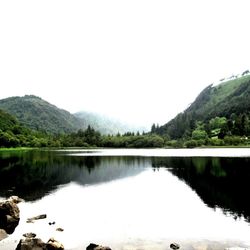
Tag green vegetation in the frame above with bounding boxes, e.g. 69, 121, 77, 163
0, 108, 163, 148
60, 128, 164, 148
0, 95, 146, 136
1, 72, 250, 148
0, 147, 32, 152
0, 95, 83, 134
0, 109, 57, 148
153, 72, 250, 147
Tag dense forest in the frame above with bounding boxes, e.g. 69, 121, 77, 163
0, 95, 83, 134
0, 109, 50, 147
152, 71, 250, 147
1, 72, 250, 148
0, 108, 164, 148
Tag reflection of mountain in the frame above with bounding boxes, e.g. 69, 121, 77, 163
2, 150, 250, 223
0, 151, 146, 201
152, 157, 250, 222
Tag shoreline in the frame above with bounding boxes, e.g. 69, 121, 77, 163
1, 145, 250, 152
1, 237, 250, 250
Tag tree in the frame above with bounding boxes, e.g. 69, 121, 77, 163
192, 129, 208, 140
218, 123, 229, 139
209, 117, 227, 130
242, 70, 249, 76
151, 123, 156, 133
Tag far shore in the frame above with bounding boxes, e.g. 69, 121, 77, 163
1, 145, 250, 152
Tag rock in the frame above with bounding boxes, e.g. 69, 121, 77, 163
15, 237, 64, 250
56, 228, 64, 232
170, 243, 180, 250
0, 198, 20, 234
86, 243, 112, 250
26, 214, 47, 223
23, 232, 36, 238
0, 229, 8, 241
16, 237, 46, 250
26, 220, 34, 224
8, 196, 24, 204
46, 238, 64, 250
49, 222, 56, 225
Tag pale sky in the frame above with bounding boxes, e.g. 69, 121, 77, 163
1, 0, 250, 128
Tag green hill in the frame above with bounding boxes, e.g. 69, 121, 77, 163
0, 95, 84, 134
185, 74, 250, 119
154, 73, 250, 140
0, 95, 147, 136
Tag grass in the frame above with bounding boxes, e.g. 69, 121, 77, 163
202, 74, 250, 113
0, 147, 34, 152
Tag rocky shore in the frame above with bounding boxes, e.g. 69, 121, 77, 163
0, 196, 22, 237
1, 196, 250, 250
0, 196, 113, 250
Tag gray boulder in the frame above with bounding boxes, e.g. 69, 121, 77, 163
0, 197, 20, 234
46, 238, 64, 250
0, 229, 8, 241
170, 243, 180, 250
26, 214, 47, 223
16, 237, 46, 250
86, 243, 112, 250
16, 237, 64, 250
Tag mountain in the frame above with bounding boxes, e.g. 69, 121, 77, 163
154, 72, 250, 139
75, 111, 148, 135
0, 95, 147, 135
0, 95, 84, 134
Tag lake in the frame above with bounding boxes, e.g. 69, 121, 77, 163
1, 148, 250, 250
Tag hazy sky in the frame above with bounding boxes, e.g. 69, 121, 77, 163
1, 1, 250, 127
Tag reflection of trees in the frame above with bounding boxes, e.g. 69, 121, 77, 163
0, 151, 146, 202
152, 157, 250, 222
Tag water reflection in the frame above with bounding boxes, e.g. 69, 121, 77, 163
1, 150, 250, 225
0, 150, 146, 201
152, 157, 250, 222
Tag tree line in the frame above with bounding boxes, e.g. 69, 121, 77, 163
151, 112, 250, 148
0, 109, 165, 148
1, 107, 250, 148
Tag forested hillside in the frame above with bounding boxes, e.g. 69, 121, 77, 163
0, 95, 146, 136
0, 96, 162, 148
0, 109, 52, 147
0, 95, 84, 134
1, 71, 250, 149
153, 72, 250, 147
0, 109, 18, 131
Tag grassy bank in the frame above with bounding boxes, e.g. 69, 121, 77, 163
0, 147, 34, 152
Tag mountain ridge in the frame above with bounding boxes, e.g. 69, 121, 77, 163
0, 95, 83, 134
154, 73, 250, 140
0, 95, 147, 135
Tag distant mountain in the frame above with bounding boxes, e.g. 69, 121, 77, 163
0, 95, 83, 134
75, 111, 148, 135
0, 95, 147, 135
154, 72, 250, 139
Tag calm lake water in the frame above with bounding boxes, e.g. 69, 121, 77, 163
1, 148, 250, 250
